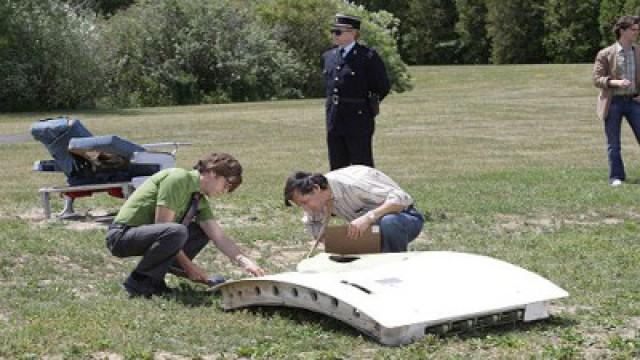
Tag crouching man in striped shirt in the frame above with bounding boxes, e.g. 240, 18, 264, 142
284, 165, 425, 252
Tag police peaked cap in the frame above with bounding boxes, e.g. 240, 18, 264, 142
334, 14, 361, 30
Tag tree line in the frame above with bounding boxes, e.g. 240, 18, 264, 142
2, 0, 640, 112
355, 0, 640, 65
1, 0, 412, 111
56, 0, 640, 64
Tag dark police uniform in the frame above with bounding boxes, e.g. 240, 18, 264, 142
322, 42, 390, 170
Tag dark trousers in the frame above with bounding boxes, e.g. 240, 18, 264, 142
106, 222, 208, 281
327, 132, 374, 170
604, 96, 640, 182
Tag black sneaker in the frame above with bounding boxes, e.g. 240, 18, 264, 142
207, 275, 227, 287
150, 278, 174, 296
122, 275, 155, 298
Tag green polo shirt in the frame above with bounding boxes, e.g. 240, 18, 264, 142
114, 168, 214, 226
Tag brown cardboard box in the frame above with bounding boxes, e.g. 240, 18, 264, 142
324, 225, 381, 254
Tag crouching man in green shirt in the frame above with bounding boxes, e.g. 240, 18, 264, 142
106, 152, 264, 298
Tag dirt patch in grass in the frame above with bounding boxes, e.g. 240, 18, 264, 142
493, 212, 630, 235
41, 355, 64, 360
549, 303, 595, 316
411, 231, 434, 249
154, 352, 191, 360
90, 353, 123, 360
65, 221, 107, 231
0, 207, 46, 221
265, 244, 308, 271
584, 348, 612, 360
2, 208, 114, 231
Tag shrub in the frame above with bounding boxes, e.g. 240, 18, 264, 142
543, 0, 600, 63
0, 0, 104, 111
455, 0, 490, 64
400, 0, 459, 65
255, 0, 412, 96
486, 0, 546, 64
99, 0, 307, 107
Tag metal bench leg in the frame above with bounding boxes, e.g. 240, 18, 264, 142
41, 192, 51, 219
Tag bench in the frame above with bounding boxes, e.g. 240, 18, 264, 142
38, 182, 134, 219
31, 117, 191, 219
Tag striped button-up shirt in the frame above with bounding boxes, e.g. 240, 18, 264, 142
614, 42, 637, 96
302, 165, 414, 238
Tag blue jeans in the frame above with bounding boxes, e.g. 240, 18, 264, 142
377, 206, 425, 252
604, 96, 640, 182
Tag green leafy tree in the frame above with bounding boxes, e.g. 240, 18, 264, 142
0, 2, 8, 53
255, 0, 412, 95
599, 0, 626, 45
350, 0, 411, 54
543, 0, 600, 63
351, 0, 398, 12
455, 0, 490, 64
400, 0, 459, 64
623, 0, 640, 16
100, 0, 306, 107
0, 0, 104, 111
62, 0, 135, 15
254, 0, 336, 96
335, 0, 412, 92
486, 0, 546, 64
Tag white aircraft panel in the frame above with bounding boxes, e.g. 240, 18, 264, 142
216, 251, 568, 346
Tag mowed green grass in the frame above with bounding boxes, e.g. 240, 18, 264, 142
0, 64, 639, 359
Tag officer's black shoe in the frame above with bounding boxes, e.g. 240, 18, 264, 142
122, 275, 155, 298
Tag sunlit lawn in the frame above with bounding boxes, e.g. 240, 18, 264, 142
0, 64, 638, 359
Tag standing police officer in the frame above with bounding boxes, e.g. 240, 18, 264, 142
322, 14, 390, 170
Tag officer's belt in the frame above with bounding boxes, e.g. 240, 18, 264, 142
331, 94, 367, 105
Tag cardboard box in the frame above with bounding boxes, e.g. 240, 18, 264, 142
324, 225, 381, 254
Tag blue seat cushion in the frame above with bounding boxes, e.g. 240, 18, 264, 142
30, 118, 94, 182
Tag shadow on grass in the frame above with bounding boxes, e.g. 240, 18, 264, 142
232, 307, 577, 345
245, 306, 373, 341
167, 283, 222, 307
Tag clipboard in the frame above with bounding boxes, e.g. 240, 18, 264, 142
324, 225, 381, 254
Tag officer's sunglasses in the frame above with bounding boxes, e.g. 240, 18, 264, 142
331, 29, 352, 36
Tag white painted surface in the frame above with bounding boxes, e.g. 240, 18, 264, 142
216, 251, 568, 345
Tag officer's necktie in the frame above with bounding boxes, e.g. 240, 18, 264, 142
339, 48, 345, 58
181, 193, 201, 225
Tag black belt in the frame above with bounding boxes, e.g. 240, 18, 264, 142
108, 223, 128, 231
331, 94, 367, 105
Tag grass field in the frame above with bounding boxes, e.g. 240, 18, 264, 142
0, 64, 639, 359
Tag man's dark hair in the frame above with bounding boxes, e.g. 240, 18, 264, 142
193, 152, 242, 192
614, 15, 640, 39
283, 171, 328, 206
